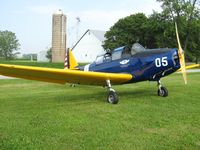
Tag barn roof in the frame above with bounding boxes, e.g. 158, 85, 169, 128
72, 29, 106, 50
89, 30, 106, 42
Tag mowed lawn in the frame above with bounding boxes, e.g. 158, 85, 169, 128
0, 73, 200, 150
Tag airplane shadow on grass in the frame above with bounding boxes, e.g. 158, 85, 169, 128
53, 86, 156, 104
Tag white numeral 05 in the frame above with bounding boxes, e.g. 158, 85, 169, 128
155, 57, 168, 67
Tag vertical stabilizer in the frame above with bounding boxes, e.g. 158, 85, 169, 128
64, 48, 78, 69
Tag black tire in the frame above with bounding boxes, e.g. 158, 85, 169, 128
157, 86, 168, 97
107, 91, 118, 104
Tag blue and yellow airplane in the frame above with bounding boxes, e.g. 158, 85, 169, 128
0, 23, 199, 104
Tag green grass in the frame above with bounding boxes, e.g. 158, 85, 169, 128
0, 73, 200, 150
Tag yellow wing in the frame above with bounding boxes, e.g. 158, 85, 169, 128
0, 64, 132, 86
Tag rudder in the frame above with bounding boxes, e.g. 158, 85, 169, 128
64, 48, 78, 69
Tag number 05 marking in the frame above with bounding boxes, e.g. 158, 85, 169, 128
155, 57, 168, 67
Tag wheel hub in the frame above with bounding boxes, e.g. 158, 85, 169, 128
108, 95, 114, 103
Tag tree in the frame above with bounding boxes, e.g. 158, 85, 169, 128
186, 18, 200, 63
157, 0, 200, 62
103, 1, 199, 63
103, 12, 177, 50
103, 13, 148, 51
46, 47, 52, 62
147, 12, 175, 48
0, 30, 20, 60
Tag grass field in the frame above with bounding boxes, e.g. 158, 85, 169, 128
0, 73, 200, 150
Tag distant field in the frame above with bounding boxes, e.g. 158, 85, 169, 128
0, 73, 200, 149
0, 60, 64, 68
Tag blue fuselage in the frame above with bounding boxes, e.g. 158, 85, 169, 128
79, 48, 180, 84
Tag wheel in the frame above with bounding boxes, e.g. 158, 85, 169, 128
157, 86, 168, 97
107, 91, 118, 104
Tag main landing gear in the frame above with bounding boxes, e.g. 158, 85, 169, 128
105, 79, 168, 104
106, 80, 118, 104
157, 80, 168, 97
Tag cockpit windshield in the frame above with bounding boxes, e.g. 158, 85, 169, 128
95, 43, 146, 63
131, 43, 146, 55
111, 43, 146, 60
95, 55, 104, 64
95, 53, 111, 64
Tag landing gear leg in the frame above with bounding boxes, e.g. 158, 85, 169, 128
69, 84, 76, 87
106, 80, 118, 104
157, 80, 168, 97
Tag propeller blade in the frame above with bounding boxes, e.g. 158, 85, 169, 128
175, 22, 187, 84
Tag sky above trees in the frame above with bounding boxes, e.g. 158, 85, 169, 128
0, 0, 161, 54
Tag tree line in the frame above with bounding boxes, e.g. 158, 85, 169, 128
0, 30, 20, 60
0, 0, 199, 62
103, 0, 200, 63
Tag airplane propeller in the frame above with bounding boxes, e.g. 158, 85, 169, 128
175, 22, 187, 84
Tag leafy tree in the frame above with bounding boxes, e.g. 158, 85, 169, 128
186, 19, 200, 63
0, 30, 20, 60
103, 13, 148, 51
147, 12, 175, 48
103, 12, 176, 50
103, 1, 200, 63
46, 47, 52, 62
157, 0, 200, 62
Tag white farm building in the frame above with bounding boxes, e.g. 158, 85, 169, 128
72, 29, 106, 63
37, 50, 49, 62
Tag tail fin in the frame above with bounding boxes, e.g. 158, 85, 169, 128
64, 48, 78, 69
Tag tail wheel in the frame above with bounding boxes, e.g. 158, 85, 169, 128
158, 86, 168, 97
107, 91, 118, 104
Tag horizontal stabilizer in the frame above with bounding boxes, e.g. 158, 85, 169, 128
177, 64, 200, 71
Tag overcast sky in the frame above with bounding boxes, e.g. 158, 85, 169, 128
0, 0, 161, 54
